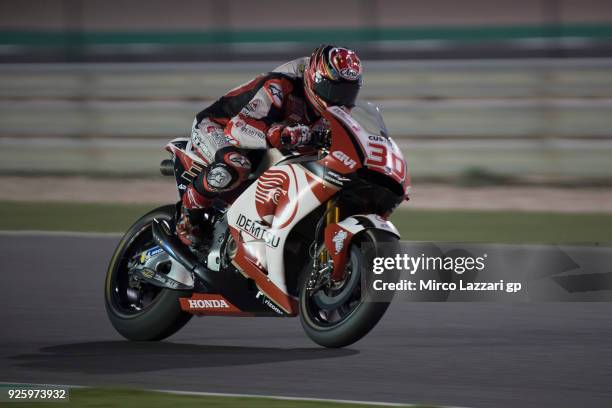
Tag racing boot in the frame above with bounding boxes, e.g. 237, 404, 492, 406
175, 184, 213, 247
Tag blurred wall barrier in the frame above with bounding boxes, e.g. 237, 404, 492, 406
1, 59, 611, 181
1, 0, 612, 61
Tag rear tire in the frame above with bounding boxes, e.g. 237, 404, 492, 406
299, 229, 398, 348
104, 205, 193, 341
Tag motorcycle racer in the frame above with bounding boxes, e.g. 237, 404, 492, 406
176, 45, 363, 246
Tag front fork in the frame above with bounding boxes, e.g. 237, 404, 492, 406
320, 200, 339, 264
308, 201, 345, 292
322, 201, 354, 283
322, 208, 402, 283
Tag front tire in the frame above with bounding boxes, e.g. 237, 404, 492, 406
104, 205, 193, 341
299, 229, 398, 348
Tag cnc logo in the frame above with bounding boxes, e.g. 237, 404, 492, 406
187, 299, 229, 309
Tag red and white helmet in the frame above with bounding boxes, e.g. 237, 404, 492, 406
304, 45, 363, 114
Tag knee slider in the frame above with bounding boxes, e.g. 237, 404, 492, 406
204, 162, 238, 192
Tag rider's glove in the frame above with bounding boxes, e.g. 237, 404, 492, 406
267, 124, 312, 148
268, 123, 312, 149
280, 125, 311, 147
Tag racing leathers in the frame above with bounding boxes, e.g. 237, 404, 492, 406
177, 58, 325, 246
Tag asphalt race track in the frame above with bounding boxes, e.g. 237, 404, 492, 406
1, 233, 611, 408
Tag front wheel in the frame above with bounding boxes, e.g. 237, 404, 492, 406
299, 229, 398, 348
104, 205, 193, 341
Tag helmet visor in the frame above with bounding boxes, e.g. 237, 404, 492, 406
313, 75, 361, 107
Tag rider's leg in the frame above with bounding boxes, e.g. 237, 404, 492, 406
177, 119, 251, 246
175, 184, 212, 247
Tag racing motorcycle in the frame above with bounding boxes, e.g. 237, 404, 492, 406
104, 102, 409, 348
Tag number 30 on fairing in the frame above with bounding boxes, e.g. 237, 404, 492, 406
365, 142, 405, 179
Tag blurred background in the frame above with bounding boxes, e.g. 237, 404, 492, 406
3, 5, 612, 407
1, 0, 612, 219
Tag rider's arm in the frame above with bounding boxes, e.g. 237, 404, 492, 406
223, 78, 294, 149
267, 124, 311, 148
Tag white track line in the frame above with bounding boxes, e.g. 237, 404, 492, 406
0, 230, 122, 238
0, 381, 471, 408
157, 389, 418, 407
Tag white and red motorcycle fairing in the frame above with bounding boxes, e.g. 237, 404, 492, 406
220, 105, 407, 315
105, 101, 409, 348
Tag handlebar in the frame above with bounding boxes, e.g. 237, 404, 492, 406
310, 129, 331, 149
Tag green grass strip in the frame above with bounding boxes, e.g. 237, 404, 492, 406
1, 201, 611, 244
390, 209, 612, 244
3, 387, 436, 408
0, 201, 158, 233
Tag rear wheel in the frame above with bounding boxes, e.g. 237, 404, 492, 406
104, 205, 193, 341
299, 229, 398, 348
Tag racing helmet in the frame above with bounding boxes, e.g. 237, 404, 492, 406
304, 45, 363, 114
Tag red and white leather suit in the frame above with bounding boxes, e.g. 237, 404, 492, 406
182, 58, 323, 210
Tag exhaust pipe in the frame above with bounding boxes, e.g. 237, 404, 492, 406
151, 218, 217, 290
160, 159, 174, 176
